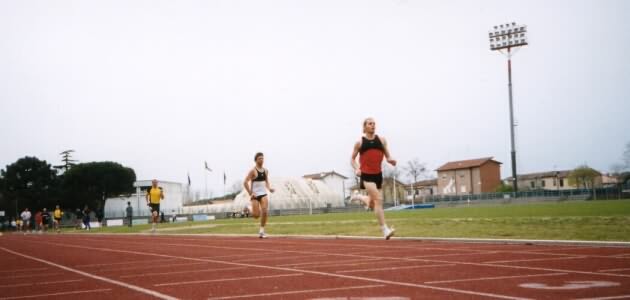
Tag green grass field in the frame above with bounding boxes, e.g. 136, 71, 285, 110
74, 200, 630, 241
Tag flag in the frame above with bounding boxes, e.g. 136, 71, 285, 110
187, 172, 191, 186
223, 171, 227, 185
204, 161, 212, 172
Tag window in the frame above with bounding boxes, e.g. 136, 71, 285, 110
553, 178, 557, 186
559, 179, 564, 187
541, 180, 546, 187
530, 181, 535, 188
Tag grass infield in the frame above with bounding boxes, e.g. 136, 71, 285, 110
73, 199, 630, 241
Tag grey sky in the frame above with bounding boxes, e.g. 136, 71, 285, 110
1, 0, 629, 195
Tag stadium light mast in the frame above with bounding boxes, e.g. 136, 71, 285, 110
489, 22, 528, 194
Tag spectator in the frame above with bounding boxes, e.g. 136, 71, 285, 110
20, 208, 31, 233
10, 218, 17, 231
53, 205, 63, 233
126, 202, 133, 227
82, 205, 91, 231
41, 208, 51, 232
34, 210, 43, 233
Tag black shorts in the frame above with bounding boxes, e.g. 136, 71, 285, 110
360, 173, 383, 189
149, 203, 160, 213
253, 195, 267, 201
54, 218, 61, 223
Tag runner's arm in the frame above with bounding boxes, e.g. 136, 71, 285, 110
380, 136, 397, 166
351, 141, 361, 176
265, 169, 274, 193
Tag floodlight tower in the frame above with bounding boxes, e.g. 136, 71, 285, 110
489, 22, 528, 193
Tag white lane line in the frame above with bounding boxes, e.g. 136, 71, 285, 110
26, 240, 533, 300
155, 273, 302, 287
279, 258, 381, 267
0, 247, 178, 300
0, 279, 84, 288
409, 251, 499, 259
0, 288, 111, 300
7, 273, 63, 279
599, 268, 630, 272
99, 261, 208, 272
0, 267, 48, 274
120, 266, 247, 279
76, 258, 179, 268
309, 259, 397, 269
235, 254, 329, 263
483, 256, 587, 264
337, 264, 455, 274
207, 284, 384, 300
574, 295, 630, 300
425, 272, 567, 284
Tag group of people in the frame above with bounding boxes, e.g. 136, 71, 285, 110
145, 117, 396, 240
8, 118, 397, 240
12, 205, 93, 233
240, 117, 397, 240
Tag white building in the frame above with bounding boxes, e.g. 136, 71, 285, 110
104, 180, 188, 218
181, 177, 344, 215
303, 171, 349, 201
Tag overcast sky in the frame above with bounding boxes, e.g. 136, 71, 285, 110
1, 0, 629, 196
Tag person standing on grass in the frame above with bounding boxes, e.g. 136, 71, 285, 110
146, 179, 164, 233
350, 117, 397, 240
20, 208, 31, 233
41, 208, 51, 233
126, 201, 133, 227
82, 205, 91, 231
34, 210, 43, 233
243, 152, 275, 238
53, 205, 63, 233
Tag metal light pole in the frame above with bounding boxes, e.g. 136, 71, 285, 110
489, 22, 528, 194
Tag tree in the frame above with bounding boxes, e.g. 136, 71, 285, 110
567, 165, 600, 189
495, 182, 514, 193
0, 156, 60, 216
62, 162, 136, 216
404, 159, 427, 203
54, 149, 77, 173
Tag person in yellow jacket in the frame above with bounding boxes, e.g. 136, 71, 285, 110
146, 179, 164, 233
53, 205, 64, 233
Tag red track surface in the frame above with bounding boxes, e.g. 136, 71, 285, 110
1, 234, 629, 299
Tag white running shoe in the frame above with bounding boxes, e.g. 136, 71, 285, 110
383, 227, 395, 240
259, 232, 267, 239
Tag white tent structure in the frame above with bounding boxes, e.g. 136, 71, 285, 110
182, 177, 344, 215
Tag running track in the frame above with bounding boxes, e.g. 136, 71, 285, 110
1, 234, 630, 299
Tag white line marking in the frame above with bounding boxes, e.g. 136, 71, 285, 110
7, 272, 63, 279
0, 247, 178, 300
120, 266, 247, 278
76, 258, 179, 268
337, 264, 455, 274
24, 240, 533, 300
599, 268, 630, 272
483, 256, 587, 264
519, 280, 620, 290
235, 254, 328, 263
155, 273, 302, 287
99, 261, 209, 272
0, 267, 48, 274
310, 298, 410, 300
409, 251, 499, 259
575, 295, 630, 300
425, 272, 567, 284
0, 279, 84, 289
280, 258, 381, 267
207, 284, 383, 300
0, 288, 111, 300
